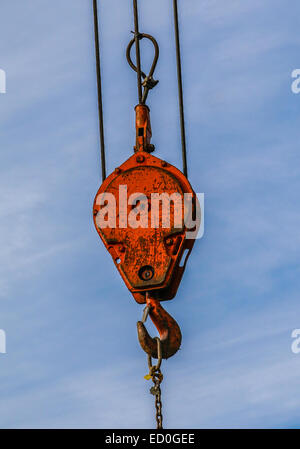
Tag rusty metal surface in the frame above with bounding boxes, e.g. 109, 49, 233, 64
93, 149, 198, 305
137, 294, 182, 359
93, 103, 199, 308
135, 104, 154, 152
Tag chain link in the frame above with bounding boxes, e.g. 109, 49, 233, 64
147, 339, 164, 429
152, 370, 163, 429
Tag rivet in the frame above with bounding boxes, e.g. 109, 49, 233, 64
166, 238, 173, 246
138, 265, 154, 281
136, 154, 145, 163
141, 269, 152, 281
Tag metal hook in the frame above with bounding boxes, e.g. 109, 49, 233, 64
137, 293, 182, 359
126, 33, 159, 104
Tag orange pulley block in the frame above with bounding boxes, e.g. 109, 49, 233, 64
92, 0, 200, 361
93, 105, 200, 358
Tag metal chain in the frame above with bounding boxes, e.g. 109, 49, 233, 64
147, 348, 164, 429
151, 370, 163, 429
141, 302, 164, 429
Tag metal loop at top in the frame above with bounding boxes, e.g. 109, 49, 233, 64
126, 33, 159, 104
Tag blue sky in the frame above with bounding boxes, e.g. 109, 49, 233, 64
1, 0, 300, 429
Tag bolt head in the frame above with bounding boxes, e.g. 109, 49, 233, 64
138, 265, 154, 281
166, 238, 173, 246
143, 270, 152, 280
136, 154, 145, 163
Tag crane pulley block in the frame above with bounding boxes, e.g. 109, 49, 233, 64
93, 106, 200, 305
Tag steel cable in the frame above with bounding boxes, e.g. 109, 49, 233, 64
93, 0, 106, 181
173, 0, 188, 178
133, 0, 143, 104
